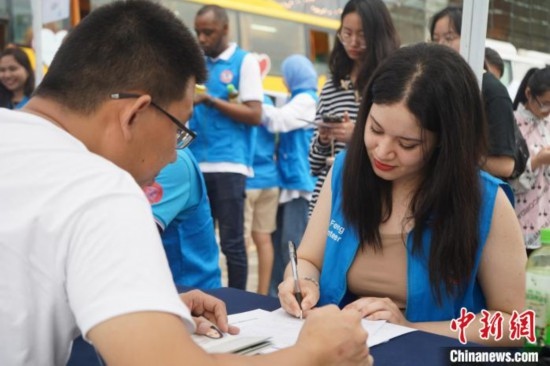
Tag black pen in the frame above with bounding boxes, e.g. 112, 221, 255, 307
288, 240, 303, 319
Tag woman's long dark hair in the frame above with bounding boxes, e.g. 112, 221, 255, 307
329, 0, 399, 93
513, 67, 550, 111
342, 43, 488, 302
0, 47, 35, 98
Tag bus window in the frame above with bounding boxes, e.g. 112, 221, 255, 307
73, 0, 90, 26
309, 28, 332, 77
239, 12, 305, 76
89, 0, 112, 10
500, 59, 512, 87
167, 1, 238, 45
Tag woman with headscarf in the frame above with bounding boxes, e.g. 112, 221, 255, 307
260, 54, 318, 296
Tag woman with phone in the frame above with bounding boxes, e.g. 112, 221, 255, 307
308, 0, 400, 216
259, 54, 319, 296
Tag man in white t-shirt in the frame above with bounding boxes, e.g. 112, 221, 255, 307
0, 1, 373, 366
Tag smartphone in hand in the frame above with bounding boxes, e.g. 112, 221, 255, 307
322, 114, 342, 123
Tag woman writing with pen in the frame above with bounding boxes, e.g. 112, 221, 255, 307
277, 43, 527, 347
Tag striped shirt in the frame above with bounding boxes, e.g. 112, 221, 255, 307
308, 77, 360, 216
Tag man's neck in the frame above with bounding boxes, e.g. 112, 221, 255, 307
209, 42, 232, 60
22, 97, 105, 154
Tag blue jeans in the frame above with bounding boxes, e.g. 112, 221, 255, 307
269, 197, 309, 297
203, 172, 248, 289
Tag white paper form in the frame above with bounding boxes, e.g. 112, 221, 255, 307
227, 307, 409, 353
367, 322, 417, 346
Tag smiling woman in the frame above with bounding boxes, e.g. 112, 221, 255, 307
0, 47, 35, 109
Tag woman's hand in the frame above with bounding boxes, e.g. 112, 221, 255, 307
329, 111, 355, 143
344, 297, 412, 327
277, 276, 320, 318
194, 93, 213, 106
532, 146, 550, 169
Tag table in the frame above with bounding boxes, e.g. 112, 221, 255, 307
67, 287, 469, 366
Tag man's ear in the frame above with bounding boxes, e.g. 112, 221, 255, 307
119, 95, 152, 141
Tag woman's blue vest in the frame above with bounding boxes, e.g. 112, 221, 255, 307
247, 95, 279, 189
277, 90, 318, 191
319, 151, 513, 322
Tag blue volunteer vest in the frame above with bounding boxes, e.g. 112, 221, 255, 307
189, 47, 255, 167
277, 89, 318, 191
152, 150, 221, 289
319, 151, 513, 322
247, 95, 279, 189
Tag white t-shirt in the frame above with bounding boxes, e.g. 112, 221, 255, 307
0, 109, 194, 366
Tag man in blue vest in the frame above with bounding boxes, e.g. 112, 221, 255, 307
191, 5, 263, 290
145, 149, 222, 290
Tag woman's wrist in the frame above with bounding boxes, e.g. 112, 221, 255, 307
302, 277, 319, 287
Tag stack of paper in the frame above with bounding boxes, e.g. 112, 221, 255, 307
226, 308, 417, 353
192, 308, 417, 355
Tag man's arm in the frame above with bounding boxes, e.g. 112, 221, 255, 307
88, 306, 373, 366
482, 155, 515, 179
206, 98, 262, 126
195, 53, 263, 126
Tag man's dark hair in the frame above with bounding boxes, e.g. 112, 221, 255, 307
196, 4, 228, 25
484, 47, 504, 78
35, 0, 206, 113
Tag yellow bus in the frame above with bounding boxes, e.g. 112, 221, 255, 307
72, 0, 340, 100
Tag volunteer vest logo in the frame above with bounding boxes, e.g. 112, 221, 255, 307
220, 70, 234, 84
143, 182, 164, 204
327, 219, 345, 243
